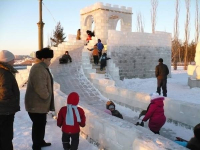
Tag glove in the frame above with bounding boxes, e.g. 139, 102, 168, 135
135, 121, 144, 127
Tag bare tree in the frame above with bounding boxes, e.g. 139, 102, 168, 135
136, 12, 145, 32
151, 0, 158, 33
184, 0, 190, 70
172, 0, 180, 70
195, 0, 199, 44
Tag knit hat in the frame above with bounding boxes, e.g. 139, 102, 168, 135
158, 58, 163, 62
106, 100, 115, 110
66, 92, 81, 126
36, 48, 54, 59
0, 50, 15, 62
149, 92, 162, 100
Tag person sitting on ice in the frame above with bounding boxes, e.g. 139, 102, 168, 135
99, 52, 111, 71
140, 93, 166, 134
59, 51, 72, 64
175, 123, 200, 150
105, 100, 123, 119
57, 92, 86, 150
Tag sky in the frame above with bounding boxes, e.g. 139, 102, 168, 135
0, 0, 198, 55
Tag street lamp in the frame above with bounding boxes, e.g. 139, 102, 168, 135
37, 0, 45, 50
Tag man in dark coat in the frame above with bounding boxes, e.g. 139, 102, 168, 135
155, 58, 169, 97
59, 51, 72, 64
0, 50, 20, 150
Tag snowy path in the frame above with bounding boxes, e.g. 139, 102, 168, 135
13, 88, 98, 150
50, 47, 193, 142
120, 67, 200, 104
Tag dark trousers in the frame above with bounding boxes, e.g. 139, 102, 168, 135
157, 79, 167, 97
59, 58, 68, 64
93, 55, 99, 65
100, 61, 106, 70
0, 114, 14, 150
62, 132, 79, 150
98, 51, 102, 59
28, 113, 46, 149
150, 129, 160, 134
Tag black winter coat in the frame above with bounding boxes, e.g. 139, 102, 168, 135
100, 56, 110, 67
0, 62, 20, 115
187, 138, 200, 150
111, 110, 123, 119
155, 62, 169, 79
62, 54, 72, 62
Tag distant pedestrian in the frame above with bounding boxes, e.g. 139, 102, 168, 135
57, 92, 86, 150
76, 29, 81, 40
97, 39, 104, 58
99, 53, 111, 71
142, 93, 166, 134
25, 48, 54, 150
59, 51, 72, 64
155, 58, 169, 97
0, 50, 20, 150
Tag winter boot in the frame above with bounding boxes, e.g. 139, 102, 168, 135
41, 141, 51, 147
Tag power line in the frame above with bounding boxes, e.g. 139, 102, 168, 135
42, 2, 57, 23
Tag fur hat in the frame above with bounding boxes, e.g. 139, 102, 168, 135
0, 50, 15, 62
36, 48, 54, 59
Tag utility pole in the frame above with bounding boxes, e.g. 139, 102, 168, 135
37, 0, 45, 50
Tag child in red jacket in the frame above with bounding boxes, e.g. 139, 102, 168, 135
142, 93, 166, 134
57, 92, 86, 150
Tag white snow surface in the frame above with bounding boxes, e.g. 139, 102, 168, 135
13, 66, 196, 149
13, 88, 98, 150
120, 66, 200, 104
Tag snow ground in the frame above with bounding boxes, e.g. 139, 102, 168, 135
13, 88, 98, 150
120, 66, 200, 104
14, 52, 196, 149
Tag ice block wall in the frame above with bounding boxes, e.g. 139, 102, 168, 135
107, 30, 172, 80
81, 50, 199, 128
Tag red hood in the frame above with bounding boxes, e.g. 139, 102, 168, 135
151, 97, 164, 107
67, 92, 79, 105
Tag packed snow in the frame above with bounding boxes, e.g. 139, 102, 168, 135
13, 66, 197, 149
119, 66, 200, 104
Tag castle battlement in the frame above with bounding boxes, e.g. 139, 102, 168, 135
80, 2, 132, 15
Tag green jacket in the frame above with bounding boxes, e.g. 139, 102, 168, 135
25, 60, 54, 113
0, 62, 20, 115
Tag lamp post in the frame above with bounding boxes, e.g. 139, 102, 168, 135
37, 0, 45, 50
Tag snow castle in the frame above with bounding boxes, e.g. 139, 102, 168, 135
80, 2, 171, 80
